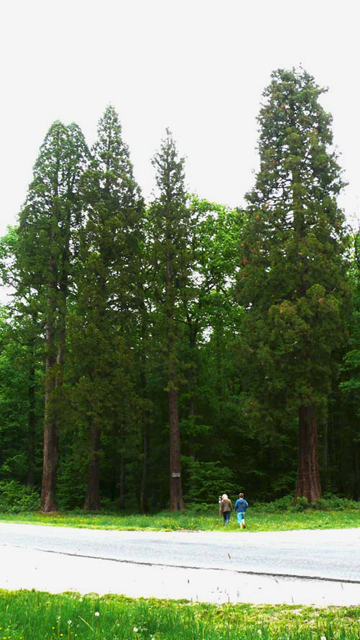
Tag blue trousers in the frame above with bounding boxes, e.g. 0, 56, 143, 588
223, 511, 231, 525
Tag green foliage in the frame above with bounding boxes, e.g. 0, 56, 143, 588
16, 121, 89, 295
55, 450, 87, 510
321, 493, 360, 510
0, 480, 40, 513
253, 494, 360, 513
292, 496, 309, 512
240, 68, 350, 404
0, 72, 359, 514
0, 306, 43, 486
183, 460, 237, 504
253, 494, 294, 512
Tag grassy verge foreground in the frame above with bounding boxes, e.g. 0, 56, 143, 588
0, 508, 360, 532
1, 590, 360, 640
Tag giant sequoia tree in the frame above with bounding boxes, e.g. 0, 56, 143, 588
74, 105, 144, 510
16, 122, 89, 511
238, 68, 350, 503
148, 130, 190, 510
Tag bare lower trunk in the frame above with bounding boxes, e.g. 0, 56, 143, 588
41, 372, 58, 510
294, 404, 322, 504
41, 240, 69, 512
84, 415, 101, 510
41, 280, 58, 512
169, 384, 184, 511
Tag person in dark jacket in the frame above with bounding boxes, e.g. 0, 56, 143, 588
219, 494, 232, 525
234, 492, 248, 529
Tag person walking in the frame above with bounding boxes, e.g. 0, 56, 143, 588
234, 492, 248, 529
219, 494, 232, 525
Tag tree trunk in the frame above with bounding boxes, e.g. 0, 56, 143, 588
41, 271, 58, 512
55, 240, 69, 430
166, 247, 184, 511
84, 415, 101, 510
164, 227, 184, 511
41, 214, 70, 512
294, 404, 322, 503
169, 382, 184, 510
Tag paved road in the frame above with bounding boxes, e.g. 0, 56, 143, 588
1, 523, 360, 605
1, 523, 359, 581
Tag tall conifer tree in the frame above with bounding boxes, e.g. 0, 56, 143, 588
238, 68, 350, 502
16, 121, 89, 511
148, 130, 190, 510
75, 105, 144, 510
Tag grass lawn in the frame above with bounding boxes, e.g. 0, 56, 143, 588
0, 507, 360, 532
1, 589, 360, 639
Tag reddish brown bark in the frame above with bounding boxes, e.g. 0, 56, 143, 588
41, 267, 58, 513
294, 404, 322, 504
169, 382, 184, 511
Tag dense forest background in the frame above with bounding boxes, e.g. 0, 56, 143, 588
1, 68, 360, 513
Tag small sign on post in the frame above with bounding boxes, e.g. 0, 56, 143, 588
172, 472, 181, 478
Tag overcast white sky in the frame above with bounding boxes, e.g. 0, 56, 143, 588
0, 0, 359, 239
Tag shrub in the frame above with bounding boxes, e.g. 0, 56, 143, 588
254, 493, 360, 512
0, 479, 40, 513
293, 494, 360, 511
184, 502, 215, 513
292, 496, 309, 512
321, 493, 360, 511
183, 459, 238, 504
252, 494, 293, 512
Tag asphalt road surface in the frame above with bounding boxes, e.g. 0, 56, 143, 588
1, 523, 360, 605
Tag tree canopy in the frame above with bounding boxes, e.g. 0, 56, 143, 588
0, 70, 358, 512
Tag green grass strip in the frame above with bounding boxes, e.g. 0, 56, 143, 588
0, 590, 360, 639
0, 509, 360, 532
